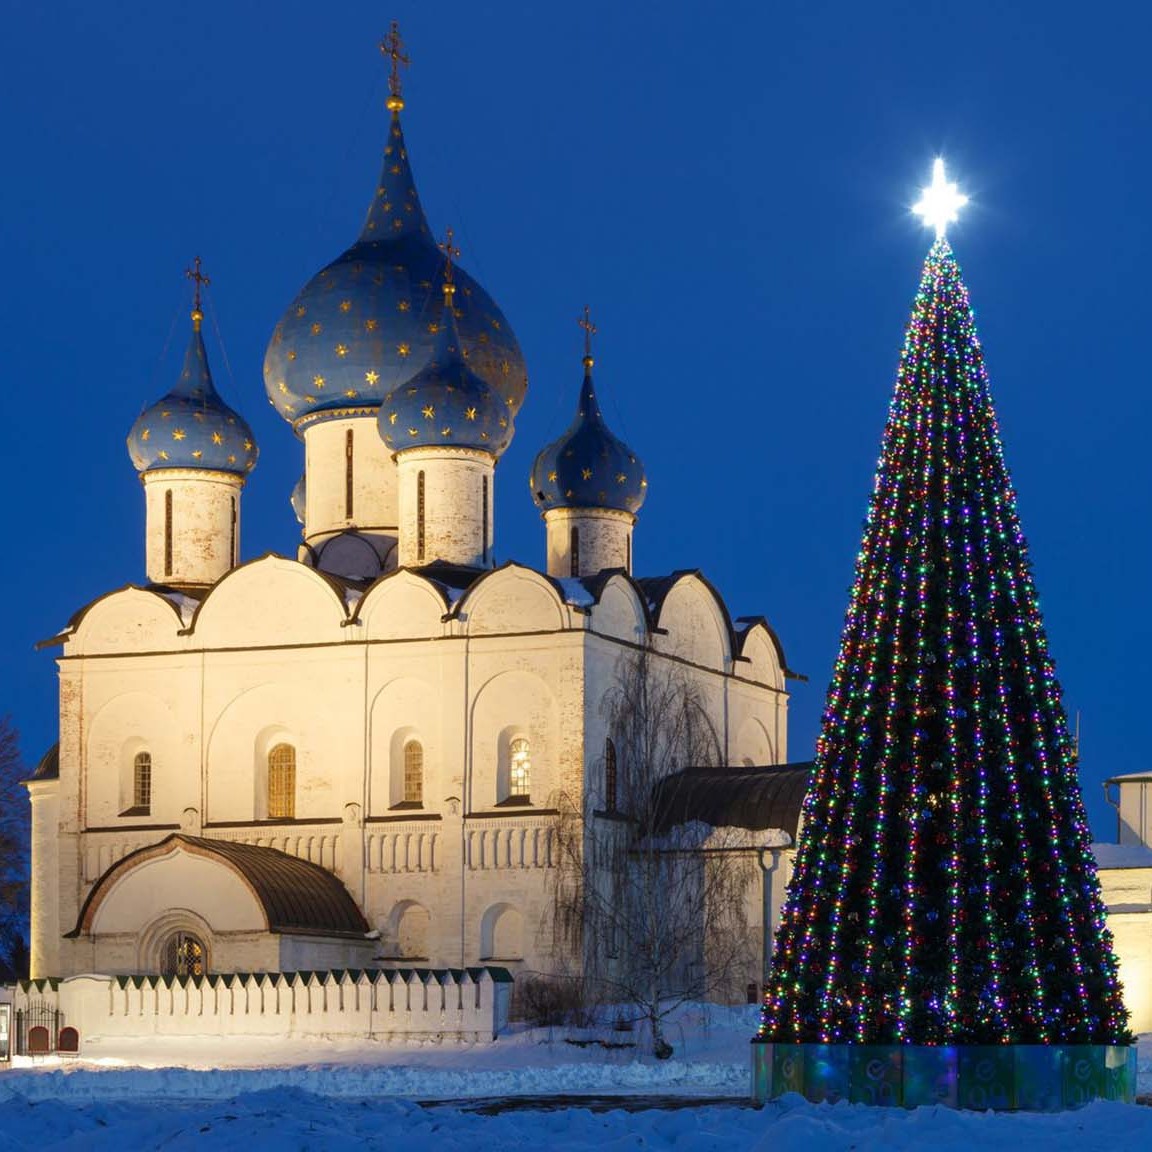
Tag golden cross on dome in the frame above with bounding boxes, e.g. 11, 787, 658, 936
578, 305, 596, 368
185, 256, 210, 330
381, 21, 409, 110
438, 228, 461, 301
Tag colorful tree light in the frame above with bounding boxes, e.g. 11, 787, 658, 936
759, 165, 1129, 1046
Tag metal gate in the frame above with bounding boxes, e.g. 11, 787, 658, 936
14, 1001, 62, 1055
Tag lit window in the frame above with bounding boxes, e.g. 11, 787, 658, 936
133, 751, 152, 813
268, 743, 296, 819
509, 737, 531, 800
162, 932, 205, 978
404, 740, 424, 804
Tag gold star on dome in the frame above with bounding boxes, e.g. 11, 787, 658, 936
581, 468, 592, 480
365, 370, 380, 385
212, 432, 223, 445
397, 343, 410, 358
381, 201, 392, 213
243, 439, 253, 451
389, 413, 397, 425
408, 427, 419, 437
278, 381, 288, 394
287, 350, 297, 361
345, 389, 358, 398
547, 470, 557, 483
398, 300, 410, 312
311, 322, 322, 336
227, 454, 237, 464
464, 407, 477, 421
158, 449, 169, 460
422, 405, 435, 419
335, 344, 349, 358
498, 417, 508, 429
392, 219, 403, 230
295, 305, 306, 318
172, 428, 186, 441
339, 299, 352, 313
140, 428, 150, 441
427, 322, 440, 334
365, 318, 379, 332
160, 410, 171, 420
490, 319, 501, 331
500, 361, 510, 376
441, 426, 452, 436
192, 449, 203, 459
616, 473, 627, 483
314, 375, 325, 389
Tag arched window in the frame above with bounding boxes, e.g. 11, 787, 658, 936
162, 931, 206, 978
345, 428, 355, 519
570, 526, 580, 577
164, 489, 174, 577
133, 751, 152, 813
268, 743, 296, 819
403, 740, 424, 805
604, 738, 617, 812
509, 737, 531, 800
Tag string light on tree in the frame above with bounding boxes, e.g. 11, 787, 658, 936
758, 160, 1128, 1048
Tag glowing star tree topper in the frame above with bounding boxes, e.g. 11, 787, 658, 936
912, 157, 969, 240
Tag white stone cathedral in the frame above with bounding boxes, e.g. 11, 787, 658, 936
24, 40, 801, 989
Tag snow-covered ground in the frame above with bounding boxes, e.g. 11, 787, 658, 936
2, 1007, 1151, 1150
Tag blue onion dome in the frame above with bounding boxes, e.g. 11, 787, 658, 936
530, 349, 646, 515
128, 303, 258, 476
262, 82, 527, 432
379, 277, 514, 457
291, 473, 306, 525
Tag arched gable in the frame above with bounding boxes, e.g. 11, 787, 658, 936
65, 587, 188, 656
587, 574, 648, 643
190, 555, 349, 648
737, 621, 785, 690
458, 564, 567, 636
734, 715, 775, 766
650, 573, 733, 671
356, 570, 450, 640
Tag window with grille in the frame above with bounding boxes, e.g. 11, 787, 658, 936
605, 738, 617, 812
509, 737, 531, 800
162, 932, 205, 978
133, 751, 152, 813
403, 740, 424, 804
268, 743, 296, 819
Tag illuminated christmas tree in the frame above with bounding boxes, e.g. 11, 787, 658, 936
759, 162, 1129, 1047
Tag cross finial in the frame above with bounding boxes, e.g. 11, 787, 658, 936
380, 21, 410, 111
912, 157, 968, 241
578, 305, 597, 369
438, 228, 461, 302
185, 256, 211, 331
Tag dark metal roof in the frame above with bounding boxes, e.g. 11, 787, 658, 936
72, 834, 369, 939
649, 762, 813, 837
26, 742, 59, 782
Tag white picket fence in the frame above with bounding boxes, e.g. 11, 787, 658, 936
9, 966, 512, 1049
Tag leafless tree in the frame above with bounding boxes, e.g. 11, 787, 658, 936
549, 646, 757, 1057
0, 716, 29, 981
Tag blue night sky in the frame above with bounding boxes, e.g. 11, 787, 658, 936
2, 2, 1149, 838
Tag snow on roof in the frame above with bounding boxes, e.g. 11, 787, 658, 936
1093, 842, 1152, 870
555, 578, 595, 608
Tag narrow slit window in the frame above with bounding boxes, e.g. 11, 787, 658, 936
164, 490, 173, 577
345, 428, 354, 519
482, 476, 489, 565
230, 496, 237, 566
417, 470, 426, 562
605, 738, 617, 812
626, 533, 631, 574
268, 743, 296, 819
133, 751, 152, 813
570, 526, 580, 577
404, 740, 424, 804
